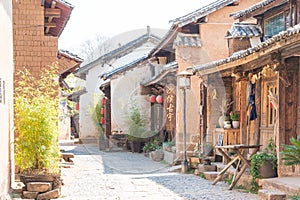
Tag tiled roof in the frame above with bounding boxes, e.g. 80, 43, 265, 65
192, 24, 300, 73
58, 49, 83, 62
75, 34, 161, 75
150, 0, 235, 56
173, 33, 201, 47
230, 0, 277, 19
141, 61, 178, 86
226, 23, 262, 38
170, 0, 236, 27
101, 55, 149, 80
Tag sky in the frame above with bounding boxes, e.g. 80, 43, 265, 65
58, 0, 211, 55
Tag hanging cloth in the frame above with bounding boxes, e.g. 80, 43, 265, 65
247, 82, 257, 121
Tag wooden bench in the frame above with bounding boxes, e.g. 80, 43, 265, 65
60, 153, 74, 162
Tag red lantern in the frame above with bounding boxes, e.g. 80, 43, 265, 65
75, 103, 79, 110
156, 95, 163, 104
270, 101, 273, 109
100, 117, 105, 124
150, 95, 156, 103
101, 107, 105, 115
101, 98, 105, 105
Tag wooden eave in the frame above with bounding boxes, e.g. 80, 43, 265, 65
44, 0, 73, 37
195, 32, 300, 77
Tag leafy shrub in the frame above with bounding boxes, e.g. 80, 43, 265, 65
281, 137, 300, 166
14, 63, 60, 174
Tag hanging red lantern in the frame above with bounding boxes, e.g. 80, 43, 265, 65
156, 95, 163, 104
75, 103, 79, 110
101, 107, 105, 115
100, 117, 105, 124
101, 98, 105, 105
270, 101, 273, 109
150, 95, 156, 103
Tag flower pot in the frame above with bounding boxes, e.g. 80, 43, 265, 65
259, 158, 277, 178
224, 121, 231, 129
150, 150, 164, 161
232, 121, 239, 129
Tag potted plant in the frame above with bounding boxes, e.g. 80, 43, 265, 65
125, 101, 153, 153
250, 138, 277, 193
14, 63, 62, 197
230, 113, 240, 129
149, 146, 164, 161
143, 141, 157, 157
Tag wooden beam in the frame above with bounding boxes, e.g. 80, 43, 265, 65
44, 8, 60, 18
44, 22, 56, 28
45, 1, 57, 34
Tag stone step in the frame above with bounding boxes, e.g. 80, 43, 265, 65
198, 164, 217, 173
261, 177, 300, 196
203, 171, 229, 181
258, 189, 286, 200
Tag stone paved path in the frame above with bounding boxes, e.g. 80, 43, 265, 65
58, 143, 259, 200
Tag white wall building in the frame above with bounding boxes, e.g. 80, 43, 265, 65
0, 1, 14, 198
74, 27, 166, 142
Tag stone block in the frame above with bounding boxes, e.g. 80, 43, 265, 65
203, 171, 229, 181
258, 189, 286, 200
23, 191, 39, 199
37, 189, 60, 200
27, 182, 51, 192
198, 164, 217, 172
163, 150, 176, 164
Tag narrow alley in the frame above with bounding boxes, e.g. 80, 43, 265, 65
58, 142, 258, 200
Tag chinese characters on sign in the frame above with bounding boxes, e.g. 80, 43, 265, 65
165, 87, 176, 131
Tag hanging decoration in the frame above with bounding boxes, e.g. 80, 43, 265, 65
101, 97, 105, 105
75, 103, 79, 110
247, 82, 257, 121
100, 117, 105, 124
150, 95, 156, 103
101, 107, 105, 115
156, 95, 163, 104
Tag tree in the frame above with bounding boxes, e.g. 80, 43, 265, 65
80, 34, 111, 62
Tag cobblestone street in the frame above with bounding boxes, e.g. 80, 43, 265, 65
58, 143, 258, 200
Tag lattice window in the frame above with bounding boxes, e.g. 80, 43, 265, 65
265, 13, 284, 37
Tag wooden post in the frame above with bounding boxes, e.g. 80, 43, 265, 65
238, 80, 248, 145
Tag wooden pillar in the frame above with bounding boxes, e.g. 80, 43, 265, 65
238, 80, 248, 145
253, 78, 261, 145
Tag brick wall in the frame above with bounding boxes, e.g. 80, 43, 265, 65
13, 0, 59, 78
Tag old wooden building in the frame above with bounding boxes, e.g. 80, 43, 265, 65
192, 0, 300, 176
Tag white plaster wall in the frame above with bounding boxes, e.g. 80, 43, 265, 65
0, 1, 13, 198
110, 65, 152, 133
78, 65, 109, 140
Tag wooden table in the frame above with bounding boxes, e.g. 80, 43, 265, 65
212, 144, 261, 190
